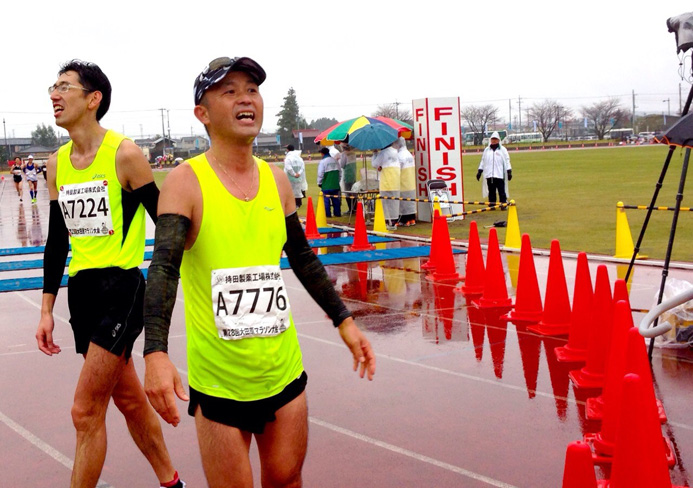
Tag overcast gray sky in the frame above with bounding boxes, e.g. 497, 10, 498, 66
2, 0, 691, 141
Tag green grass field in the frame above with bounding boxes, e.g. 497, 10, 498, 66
153, 145, 692, 261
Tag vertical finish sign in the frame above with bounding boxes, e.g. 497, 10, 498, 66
413, 97, 465, 222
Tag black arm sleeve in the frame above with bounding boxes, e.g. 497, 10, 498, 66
42, 200, 69, 295
283, 211, 352, 327
132, 181, 160, 224
143, 213, 190, 356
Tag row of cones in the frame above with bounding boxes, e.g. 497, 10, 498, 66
303, 196, 375, 251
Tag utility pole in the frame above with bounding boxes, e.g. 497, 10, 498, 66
663, 98, 671, 116
159, 108, 166, 158
631, 90, 636, 129
508, 99, 512, 131
518, 96, 522, 132
3, 118, 10, 161
394, 99, 401, 119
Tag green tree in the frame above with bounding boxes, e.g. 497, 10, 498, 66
275, 88, 307, 146
0, 145, 9, 164
32, 123, 59, 148
310, 117, 338, 131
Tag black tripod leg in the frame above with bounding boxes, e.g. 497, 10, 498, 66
648, 147, 691, 359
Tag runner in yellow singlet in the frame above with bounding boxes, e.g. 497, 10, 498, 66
35, 60, 185, 488
143, 56, 376, 487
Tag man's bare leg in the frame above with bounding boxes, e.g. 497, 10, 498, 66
194, 407, 254, 488
256, 392, 308, 488
70, 343, 126, 488
112, 358, 177, 484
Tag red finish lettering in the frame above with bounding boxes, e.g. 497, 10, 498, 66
435, 137, 455, 151
416, 138, 426, 151
435, 166, 458, 180
434, 107, 453, 120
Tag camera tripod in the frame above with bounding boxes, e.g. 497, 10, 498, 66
624, 80, 693, 358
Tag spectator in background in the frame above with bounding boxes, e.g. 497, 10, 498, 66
371, 143, 400, 230
393, 137, 416, 226
476, 131, 511, 208
339, 144, 358, 213
317, 146, 341, 217
284, 144, 306, 208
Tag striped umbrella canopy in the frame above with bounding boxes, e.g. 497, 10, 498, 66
318, 116, 399, 150
374, 116, 414, 139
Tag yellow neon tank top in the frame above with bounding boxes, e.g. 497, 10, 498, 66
55, 130, 146, 276
182, 154, 304, 401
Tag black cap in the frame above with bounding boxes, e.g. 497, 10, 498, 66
193, 56, 266, 105
286, 144, 295, 151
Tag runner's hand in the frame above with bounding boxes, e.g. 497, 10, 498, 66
36, 314, 61, 356
338, 318, 376, 380
144, 351, 189, 426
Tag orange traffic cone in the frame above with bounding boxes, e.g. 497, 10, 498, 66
348, 201, 375, 252
476, 227, 511, 309
603, 373, 681, 487
456, 221, 484, 296
422, 210, 440, 270
561, 441, 597, 488
304, 197, 321, 240
569, 265, 612, 390
555, 252, 593, 363
503, 233, 542, 324
426, 211, 462, 283
529, 240, 571, 335
584, 301, 633, 461
625, 326, 669, 424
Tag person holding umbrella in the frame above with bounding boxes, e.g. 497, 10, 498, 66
371, 143, 400, 229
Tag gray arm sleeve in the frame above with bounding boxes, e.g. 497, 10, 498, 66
143, 213, 190, 355
283, 211, 352, 327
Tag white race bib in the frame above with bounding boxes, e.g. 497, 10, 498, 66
59, 180, 113, 237
211, 265, 292, 340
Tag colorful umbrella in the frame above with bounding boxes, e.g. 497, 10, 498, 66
323, 116, 399, 150
374, 116, 414, 139
313, 121, 344, 146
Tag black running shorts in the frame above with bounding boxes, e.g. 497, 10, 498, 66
67, 266, 145, 360
189, 371, 308, 434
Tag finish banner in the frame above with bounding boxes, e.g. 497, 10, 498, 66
412, 97, 465, 222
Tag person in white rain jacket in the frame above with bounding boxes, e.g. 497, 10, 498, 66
476, 131, 512, 208
393, 137, 416, 226
283, 144, 306, 208
371, 144, 400, 229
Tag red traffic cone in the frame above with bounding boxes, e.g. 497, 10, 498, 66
503, 233, 542, 324
426, 211, 462, 283
612, 279, 630, 307
348, 201, 375, 252
556, 252, 593, 362
304, 196, 321, 240
422, 209, 439, 270
562, 441, 597, 488
476, 227, 511, 309
603, 374, 679, 487
625, 327, 669, 425
456, 221, 484, 296
529, 240, 571, 335
584, 301, 633, 461
569, 265, 612, 389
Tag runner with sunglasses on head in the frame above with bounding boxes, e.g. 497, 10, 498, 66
143, 55, 376, 487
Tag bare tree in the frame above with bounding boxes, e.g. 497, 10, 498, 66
582, 98, 628, 140
527, 100, 573, 142
460, 104, 500, 145
373, 103, 413, 126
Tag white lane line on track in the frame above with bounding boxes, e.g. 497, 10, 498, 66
309, 417, 519, 488
0, 410, 113, 488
